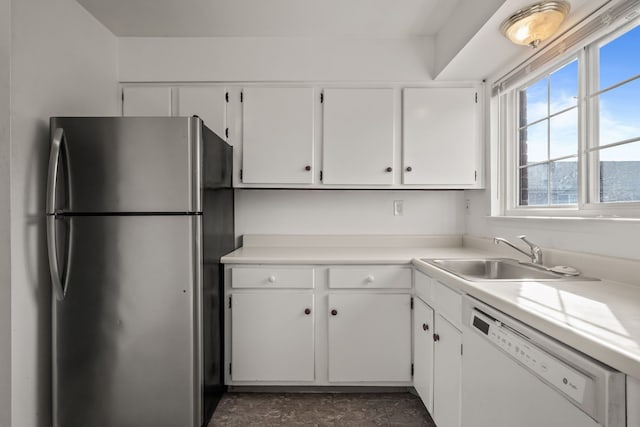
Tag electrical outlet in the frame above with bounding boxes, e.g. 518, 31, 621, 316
394, 200, 404, 216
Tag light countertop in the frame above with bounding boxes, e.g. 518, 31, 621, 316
221, 245, 488, 265
221, 235, 640, 379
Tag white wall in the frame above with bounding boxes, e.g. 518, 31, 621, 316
10, 0, 119, 425
0, 0, 11, 424
119, 37, 435, 82
235, 190, 466, 236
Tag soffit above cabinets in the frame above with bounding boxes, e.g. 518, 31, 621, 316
77, 0, 610, 81
76, 0, 461, 37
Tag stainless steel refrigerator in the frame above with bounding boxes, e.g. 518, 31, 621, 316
45, 116, 234, 427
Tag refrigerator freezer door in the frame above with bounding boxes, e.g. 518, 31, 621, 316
52, 215, 202, 427
49, 117, 202, 213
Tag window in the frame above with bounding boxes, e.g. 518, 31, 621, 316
518, 59, 579, 207
590, 24, 640, 204
502, 18, 640, 217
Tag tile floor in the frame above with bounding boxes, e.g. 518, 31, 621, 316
208, 392, 436, 426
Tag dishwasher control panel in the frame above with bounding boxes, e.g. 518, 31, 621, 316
471, 311, 587, 404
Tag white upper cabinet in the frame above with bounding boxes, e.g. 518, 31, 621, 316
121, 85, 483, 188
122, 86, 172, 116
176, 86, 227, 140
402, 88, 479, 185
322, 89, 395, 185
241, 87, 315, 184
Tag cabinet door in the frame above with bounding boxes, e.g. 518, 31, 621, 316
629, 376, 640, 427
231, 292, 314, 381
322, 89, 394, 184
402, 88, 478, 185
177, 86, 226, 140
328, 293, 411, 382
433, 314, 462, 427
122, 86, 172, 116
242, 87, 315, 184
413, 298, 435, 414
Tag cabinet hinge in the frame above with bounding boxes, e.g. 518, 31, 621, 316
475, 92, 478, 103
240, 169, 243, 180
320, 92, 324, 103
320, 171, 323, 181
240, 92, 243, 102
225, 128, 229, 139
411, 363, 414, 377
228, 296, 232, 309
410, 297, 414, 310
225, 92, 229, 103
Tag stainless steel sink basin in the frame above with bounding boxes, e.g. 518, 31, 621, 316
420, 258, 597, 281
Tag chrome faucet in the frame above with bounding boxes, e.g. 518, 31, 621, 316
494, 235, 543, 265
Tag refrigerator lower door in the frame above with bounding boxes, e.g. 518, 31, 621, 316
52, 215, 202, 427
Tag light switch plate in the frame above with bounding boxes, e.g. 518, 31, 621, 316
394, 200, 404, 216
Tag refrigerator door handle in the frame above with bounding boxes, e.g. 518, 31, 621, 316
47, 128, 69, 300
47, 216, 69, 300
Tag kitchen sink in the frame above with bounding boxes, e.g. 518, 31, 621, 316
420, 258, 598, 281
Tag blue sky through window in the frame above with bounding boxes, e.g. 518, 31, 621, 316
598, 24, 640, 166
600, 24, 640, 89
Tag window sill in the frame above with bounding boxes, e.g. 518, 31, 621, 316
487, 215, 640, 223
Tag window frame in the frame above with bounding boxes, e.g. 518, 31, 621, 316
500, 17, 640, 218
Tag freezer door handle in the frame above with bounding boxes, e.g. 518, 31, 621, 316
46, 128, 65, 214
47, 215, 69, 300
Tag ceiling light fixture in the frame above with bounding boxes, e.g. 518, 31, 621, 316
500, 1, 571, 48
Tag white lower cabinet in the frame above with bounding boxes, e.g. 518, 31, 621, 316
433, 314, 462, 427
230, 292, 315, 381
413, 297, 434, 413
226, 264, 412, 386
328, 293, 412, 382
413, 269, 462, 427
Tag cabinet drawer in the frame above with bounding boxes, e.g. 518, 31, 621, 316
231, 267, 315, 289
414, 270, 434, 304
328, 267, 411, 289
432, 280, 462, 327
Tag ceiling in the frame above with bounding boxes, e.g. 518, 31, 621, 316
77, 0, 611, 81
76, 0, 461, 38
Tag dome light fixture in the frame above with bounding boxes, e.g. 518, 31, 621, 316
500, 1, 571, 48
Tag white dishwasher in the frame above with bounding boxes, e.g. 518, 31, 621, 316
462, 296, 626, 427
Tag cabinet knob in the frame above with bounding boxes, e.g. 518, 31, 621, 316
305, 165, 312, 171
422, 323, 429, 331
365, 275, 375, 283
406, 166, 413, 172
304, 308, 311, 315
267, 275, 276, 283
331, 309, 338, 316
386, 167, 392, 173
433, 333, 440, 342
